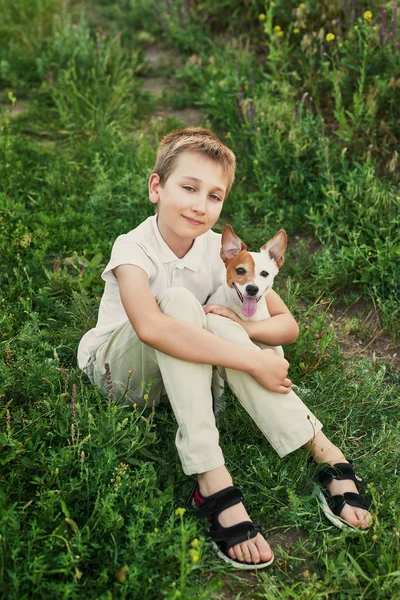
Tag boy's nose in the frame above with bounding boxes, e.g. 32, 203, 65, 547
245, 284, 259, 296
192, 195, 207, 213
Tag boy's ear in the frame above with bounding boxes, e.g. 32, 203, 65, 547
260, 230, 288, 268
220, 225, 247, 262
149, 173, 161, 205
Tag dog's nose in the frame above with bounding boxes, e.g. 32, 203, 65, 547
245, 284, 259, 296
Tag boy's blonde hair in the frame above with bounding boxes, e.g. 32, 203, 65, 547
153, 127, 236, 196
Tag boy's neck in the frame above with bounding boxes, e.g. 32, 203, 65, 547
156, 217, 195, 259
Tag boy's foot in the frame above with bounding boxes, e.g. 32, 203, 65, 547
321, 459, 372, 529
197, 466, 273, 565
305, 432, 372, 529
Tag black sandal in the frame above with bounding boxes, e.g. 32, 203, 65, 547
315, 462, 371, 530
187, 483, 274, 569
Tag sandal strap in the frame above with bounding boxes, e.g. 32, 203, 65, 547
196, 485, 244, 519
329, 491, 371, 516
208, 521, 263, 551
316, 462, 365, 489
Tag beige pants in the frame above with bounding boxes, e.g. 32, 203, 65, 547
85, 287, 322, 475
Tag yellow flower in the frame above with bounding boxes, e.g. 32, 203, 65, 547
175, 507, 186, 517
258, 13, 266, 21
363, 10, 373, 22
298, 3, 305, 8
274, 25, 281, 31
293, 28, 300, 34
191, 538, 200, 548
133, 403, 137, 408
143, 393, 149, 401
326, 32, 335, 42
190, 549, 200, 563
276, 30, 284, 37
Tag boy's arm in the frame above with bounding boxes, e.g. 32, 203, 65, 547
114, 264, 292, 394
204, 289, 299, 346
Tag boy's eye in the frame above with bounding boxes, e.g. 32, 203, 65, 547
183, 185, 195, 192
260, 271, 269, 278
235, 268, 246, 275
210, 194, 221, 202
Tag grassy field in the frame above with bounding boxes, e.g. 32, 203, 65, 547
1, 1, 400, 598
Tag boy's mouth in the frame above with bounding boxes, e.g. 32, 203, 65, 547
232, 283, 261, 318
182, 215, 204, 225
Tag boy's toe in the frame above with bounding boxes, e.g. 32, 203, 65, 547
355, 508, 372, 528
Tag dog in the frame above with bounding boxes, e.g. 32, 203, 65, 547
208, 225, 288, 320
207, 224, 288, 411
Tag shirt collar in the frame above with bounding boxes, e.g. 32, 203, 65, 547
150, 216, 203, 272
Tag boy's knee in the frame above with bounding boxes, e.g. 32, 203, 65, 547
157, 287, 206, 326
207, 313, 255, 348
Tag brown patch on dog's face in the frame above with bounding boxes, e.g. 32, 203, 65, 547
225, 251, 255, 288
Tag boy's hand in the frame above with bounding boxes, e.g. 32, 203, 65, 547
250, 349, 292, 394
203, 303, 242, 324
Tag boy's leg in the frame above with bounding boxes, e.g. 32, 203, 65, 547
206, 314, 323, 458
88, 287, 224, 475
206, 314, 371, 528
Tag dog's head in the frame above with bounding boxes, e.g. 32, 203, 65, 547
220, 225, 287, 318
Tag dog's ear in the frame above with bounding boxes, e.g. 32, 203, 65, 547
220, 225, 247, 262
260, 229, 288, 268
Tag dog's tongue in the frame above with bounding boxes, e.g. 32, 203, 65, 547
242, 296, 257, 318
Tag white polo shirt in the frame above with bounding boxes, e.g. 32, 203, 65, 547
77, 215, 224, 370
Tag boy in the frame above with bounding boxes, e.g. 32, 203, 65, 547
78, 128, 371, 570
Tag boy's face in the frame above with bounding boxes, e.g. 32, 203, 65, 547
149, 151, 228, 257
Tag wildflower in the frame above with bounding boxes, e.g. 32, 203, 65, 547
274, 25, 282, 31
298, 3, 305, 8
259, 13, 266, 21
133, 403, 137, 408
71, 383, 78, 420
127, 369, 133, 379
58, 367, 69, 395
191, 538, 200, 548
143, 393, 149, 401
326, 32, 335, 41
276, 30, 284, 37
293, 28, 300, 34
175, 507, 186, 517
6, 408, 11, 432
53, 254, 60, 273
104, 362, 114, 402
363, 10, 373, 22
189, 549, 200, 563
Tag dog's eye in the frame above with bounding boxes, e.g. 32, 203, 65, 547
260, 271, 269, 278
235, 268, 246, 275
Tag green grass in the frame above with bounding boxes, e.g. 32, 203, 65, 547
1, 1, 400, 598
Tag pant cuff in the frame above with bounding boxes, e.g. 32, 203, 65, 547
274, 420, 324, 458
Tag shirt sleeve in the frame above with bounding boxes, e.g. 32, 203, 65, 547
101, 234, 156, 283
